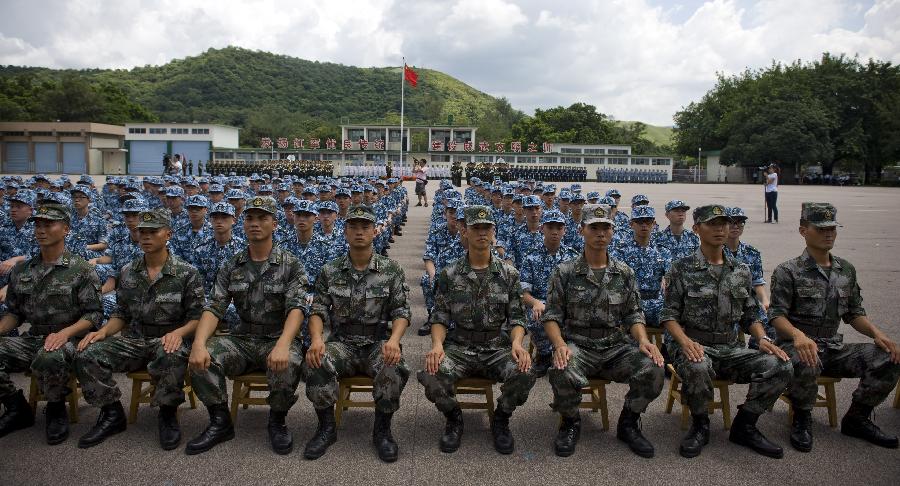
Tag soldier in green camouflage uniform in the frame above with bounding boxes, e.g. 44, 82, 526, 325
542, 204, 665, 458
418, 205, 536, 455
187, 196, 308, 456
303, 204, 411, 462
75, 208, 206, 450
771, 202, 900, 451
662, 204, 792, 459
0, 203, 102, 445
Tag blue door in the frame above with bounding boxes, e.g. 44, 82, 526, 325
4, 142, 29, 173
171, 141, 210, 171
129, 141, 167, 175
35, 143, 59, 173
62, 143, 86, 173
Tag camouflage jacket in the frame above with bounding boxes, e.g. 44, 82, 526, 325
519, 244, 580, 301
661, 248, 760, 342
190, 233, 247, 294
768, 249, 865, 338
206, 246, 309, 337
610, 237, 672, 298
311, 253, 410, 344
113, 253, 206, 339
429, 253, 527, 346
6, 249, 102, 335
655, 226, 700, 261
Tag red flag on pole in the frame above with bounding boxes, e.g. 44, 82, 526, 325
404, 64, 418, 87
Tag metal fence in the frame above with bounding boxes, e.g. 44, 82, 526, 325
672, 168, 706, 182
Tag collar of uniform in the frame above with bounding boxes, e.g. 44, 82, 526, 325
691, 247, 737, 270
30, 249, 72, 268
235, 246, 282, 266
800, 248, 841, 271
132, 252, 179, 276
337, 252, 382, 273
459, 252, 504, 277
572, 253, 620, 276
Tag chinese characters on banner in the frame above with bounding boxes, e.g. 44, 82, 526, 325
260, 137, 552, 153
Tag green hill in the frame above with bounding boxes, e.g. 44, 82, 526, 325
615, 120, 674, 147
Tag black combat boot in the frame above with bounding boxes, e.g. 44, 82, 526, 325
617, 408, 654, 458
78, 401, 127, 449
45, 400, 69, 445
440, 407, 464, 453
789, 409, 813, 452
185, 403, 234, 455
679, 413, 710, 458
490, 408, 515, 454
841, 401, 899, 448
553, 414, 581, 457
303, 407, 337, 459
372, 411, 398, 462
0, 390, 34, 438
728, 407, 784, 458
158, 405, 181, 451
268, 410, 293, 455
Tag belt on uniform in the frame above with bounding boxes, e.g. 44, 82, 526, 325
639, 290, 660, 300
249, 322, 283, 336
342, 322, 382, 338
793, 323, 838, 339
684, 328, 736, 345
139, 323, 181, 338
568, 326, 620, 340
454, 329, 498, 344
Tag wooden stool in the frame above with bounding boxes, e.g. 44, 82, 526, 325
230, 372, 270, 420
579, 379, 611, 430
645, 327, 665, 351
126, 371, 197, 424
27, 373, 80, 423
455, 378, 496, 419
778, 376, 841, 427
664, 364, 734, 430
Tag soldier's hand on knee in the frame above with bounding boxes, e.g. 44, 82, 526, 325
43, 332, 68, 352
758, 340, 789, 361
511, 343, 531, 372
161, 332, 183, 354
189, 345, 211, 371
553, 344, 572, 369
425, 345, 445, 375
874, 334, 900, 364
382, 338, 402, 366
77, 331, 105, 351
639, 340, 664, 367
306, 339, 326, 368
794, 335, 819, 367
682, 339, 705, 363
267, 344, 290, 372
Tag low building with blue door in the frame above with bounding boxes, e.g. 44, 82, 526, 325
125, 123, 239, 175
0, 122, 126, 175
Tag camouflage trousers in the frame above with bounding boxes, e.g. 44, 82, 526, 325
526, 313, 552, 356
0, 336, 76, 402
780, 334, 900, 410
549, 339, 664, 418
420, 274, 435, 313
190, 335, 303, 412
641, 298, 664, 329
75, 335, 190, 407
667, 341, 792, 416
304, 340, 409, 413
417, 343, 537, 414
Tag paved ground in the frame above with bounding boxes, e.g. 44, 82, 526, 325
2, 180, 899, 485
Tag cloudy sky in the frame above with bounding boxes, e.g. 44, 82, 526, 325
1, 0, 898, 125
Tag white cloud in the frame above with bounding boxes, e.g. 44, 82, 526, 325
1, 0, 898, 125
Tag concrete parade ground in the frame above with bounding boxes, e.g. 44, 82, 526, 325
1, 180, 899, 486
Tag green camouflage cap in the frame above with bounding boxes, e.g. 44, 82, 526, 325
693, 204, 729, 224
801, 202, 841, 228
581, 204, 614, 225
464, 205, 495, 226
346, 204, 377, 223
244, 195, 278, 215
136, 208, 172, 229
30, 203, 71, 223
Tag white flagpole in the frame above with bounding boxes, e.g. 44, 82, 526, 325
400, 57, 405, 175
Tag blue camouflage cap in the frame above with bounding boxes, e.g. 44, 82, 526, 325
440, 180, 453, 190
605, 188, 621, 198
209, 201, 235, 217
9, 189, 36, 207
164, 186, 185, 198
78, 174, 94, 184
302, 186, 318, 195
363, 185, 375, 192
186, 195, 209, 208
317, 201, 338, 213
70, 184, 93, 198
257, 184, 273, 194
51, 180, 66, 189
34, 173, 50, 182
281, 196, 300, 208
665, 200, 690, 212
208, 183, 224, 193
522, 195, 542, 208
125, 181, 143, 192
532, 185, 545, 194
293, 200, 319, 215
512, 194, 523, 203
541, 209, 567, 225
318, 184, 333, 193
502, 188, 514, 198
558, 191, 572, 201
350, 185, 363, 193
544, 184, 556, 193
456, 206, 468, 220
122, 198, 148, 213
39, 191, 71, 205
198, 177, 209, 184
277, 183, 291, 192
226, 189, 245, 200
726, 207, 748, 221
445, 190, 462, 200
631, 205, 656, 220
631, 194, 649, 205
599, 196, 617, 207
335, 187, 351, 197
445, 199, 465, 211
571, 192, 586, 202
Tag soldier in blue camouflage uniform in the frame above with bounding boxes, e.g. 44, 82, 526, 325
771, 202, 900, 452
163, 186, 190, 230
282, 200, 338, 288
662, 204, 792, 459
189, 202, 246, 332
611, 206, 672, 329
69, 185, 109, 259
724, 207, 772, 348
226, 189, 246, 241
418, 205, 535, 455
418, 200, 463, 336
75, 208, 205, 450
187, 196, 308, 456
99, 199, 148, 318
542, 204, 664, 457
143, 177, 164, 209
507, 195, 544, 267
0, 203, 102, 445
0, 190, 38, 276
519, 210, 579, 376
171, 195, 211, 261
656, 200, 700, 260
303, 204, 410, 462
315, 200, 348, 254
562, 192, 586, 252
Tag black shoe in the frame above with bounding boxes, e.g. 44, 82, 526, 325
415, 203, 422, 207
45, 401, 69, 445
531, 353, 552, 378
617, 408, 654, 458
0, 390, 35, 439
373, 411, 398, 463
490, 408, 515, 454
554, 414, 581, 457
268, 410, 293, 455
679, 414, 710, 458
304, 407, 337, 460
417, 322, 432, 337
78, 401, 127, 449
185, 404, 234, 455
389, 237, 395, 243
728, 407, 784, 458
440, 407, 464, 453
158, 405, 181, 451
790, 409, 813, 452
841, 402, 899, 448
